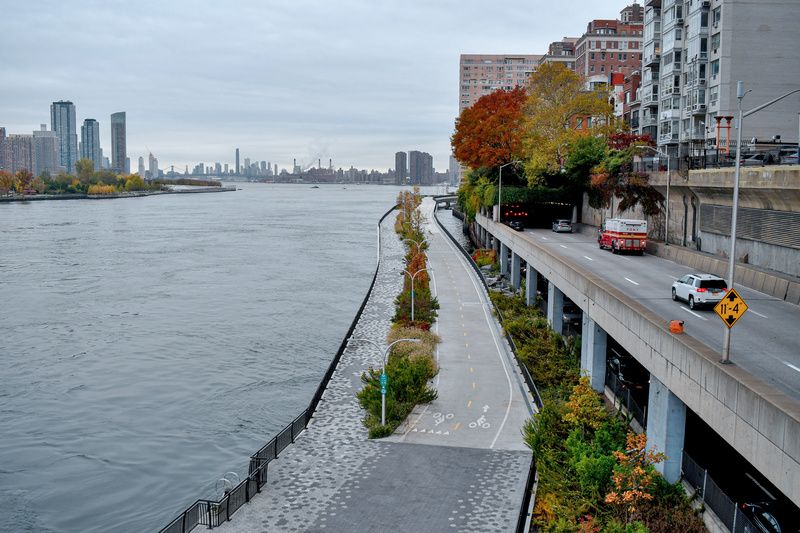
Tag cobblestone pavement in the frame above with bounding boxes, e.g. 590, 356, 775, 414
215, 207, 532, 533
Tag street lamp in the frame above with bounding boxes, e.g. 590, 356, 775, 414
720, 83, 800, 364
497, 160, 521, 223
639, 145, 671, 245
349, 337, 421, 425
402, 237, 423, 256
402, 267, 426, 322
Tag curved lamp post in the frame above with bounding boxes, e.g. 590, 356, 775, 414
720, 83, 800, 364
402, 237, 423, 256
349, 337, 421, 425
497, 160, 521, 223
402, 267, 426, 323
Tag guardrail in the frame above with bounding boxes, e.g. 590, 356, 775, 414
432, 204, 540, 533
159, 204, 399, 533
681, 452, 760, 533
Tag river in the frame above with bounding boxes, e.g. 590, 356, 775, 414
0, 183, 439, 532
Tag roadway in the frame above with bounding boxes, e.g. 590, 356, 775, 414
515, 227, 800, 401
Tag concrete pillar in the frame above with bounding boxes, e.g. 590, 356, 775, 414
546, 281, 564, 334
525, 264, 538, 306
511, 252, 521, 290
646, 375, 687, 483
580, 315, 607, 393
500, 242, 509, 277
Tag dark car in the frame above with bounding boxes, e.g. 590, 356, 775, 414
739, 501, 796, 533
607, 351, 649, 391
507, 220, 525, 231
561, 302, 582, 325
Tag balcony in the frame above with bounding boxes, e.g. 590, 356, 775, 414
659, 132, 680, 144
641, 115, 659, 127
642, 92, 660, 107
644, 53, 661, 67
691, 103, 707, 115
645, 0, 662, 7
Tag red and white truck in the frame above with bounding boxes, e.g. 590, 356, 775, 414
598, 218, 648, 255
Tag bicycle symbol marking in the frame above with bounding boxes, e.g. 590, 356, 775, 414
468, 415, 490, 429
432, 412, 454, 426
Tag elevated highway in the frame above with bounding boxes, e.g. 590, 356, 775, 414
476, 213, 800, 507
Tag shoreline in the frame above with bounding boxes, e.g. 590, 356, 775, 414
0, 186, 236, 203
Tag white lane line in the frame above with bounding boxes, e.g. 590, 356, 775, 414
541, 236, 549, 241
784, 361, 800, 373
664, 274, 678, 280
750, 310, 768, 318
583, 255, 594, 261
624, 277, 640, 286
680, 306, 708, 320
559, 244, 568, 249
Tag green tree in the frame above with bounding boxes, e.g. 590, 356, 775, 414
75, 159, 95, 183
564, 376, 607, 434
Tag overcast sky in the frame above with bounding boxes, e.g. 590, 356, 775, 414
1, 0, 631, 172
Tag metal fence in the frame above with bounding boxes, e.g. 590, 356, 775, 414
633, 151, 799, 173
604, 368, 647, 427
158, 205, 399, 533
432, 200, 540, 533
681, 452, 760, 533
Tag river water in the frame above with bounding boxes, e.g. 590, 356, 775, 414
0, 183, 428, 532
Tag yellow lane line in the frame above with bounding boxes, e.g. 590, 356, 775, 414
453, 422, 461, 431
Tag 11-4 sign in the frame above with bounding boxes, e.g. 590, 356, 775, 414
714, 288, 748, 328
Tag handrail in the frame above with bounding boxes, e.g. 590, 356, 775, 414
159, 204, 399, 533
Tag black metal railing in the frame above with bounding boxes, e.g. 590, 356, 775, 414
604, 368, 647, 427
681, 452, 760, 532
159, 204, 398, 533
432, 204, 540, 533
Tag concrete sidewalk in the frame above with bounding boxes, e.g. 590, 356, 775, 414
214, 201, 533, 533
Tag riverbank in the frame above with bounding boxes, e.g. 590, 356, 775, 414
0, 186, 236, 202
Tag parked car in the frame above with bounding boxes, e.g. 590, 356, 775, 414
562, 302, 582, 326
552, 219, 573, 233
507, 219, 525, 231
741, 153, 778, 166
739, 500, 796, 533
778, 147, 799, 165
607, 350, 649, 392
671, 273, 727, 309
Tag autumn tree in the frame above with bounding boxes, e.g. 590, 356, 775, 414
564, 376, 607, 435
0, 171, 14, 195
522, 63, 612, 185
14, 169, 33, 193
75, 158, 95, 183
451, 87, 527, 170
605, 432, 666, 523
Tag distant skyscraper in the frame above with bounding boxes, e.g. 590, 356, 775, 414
5, 134, 34, 173
138, 156, 145, 177
32, 124, 61, 176
235, 148, 240, 175
80, 118, 102, 169
408, 150, 434, 185
148, 152, 158, 179
110, 112, 127, 173
51, 101, 78, 173
394, 151, 407, 185
0, 127, 8, 171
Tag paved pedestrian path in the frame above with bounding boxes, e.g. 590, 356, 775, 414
216, 201, 533, 532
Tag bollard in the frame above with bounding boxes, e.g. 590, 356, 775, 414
669, 320, 684, 334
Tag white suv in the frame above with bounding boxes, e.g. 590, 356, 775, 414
671, 274, 727, 309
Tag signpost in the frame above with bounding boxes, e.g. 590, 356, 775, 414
380, 372, 388, 425
714, 288, 748, 329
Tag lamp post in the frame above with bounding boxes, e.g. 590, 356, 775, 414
497, 160, 521, 223
640, 145, 671, 244
403, 267, 426, 322
402, 237, 423, 256
349, 337, 421, 425
720, 83, 800, 364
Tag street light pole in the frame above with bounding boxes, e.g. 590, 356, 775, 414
497, 160, 521, 223
403, 268, 425, 322
348, 337, 421, 426
402, 238, 423, 256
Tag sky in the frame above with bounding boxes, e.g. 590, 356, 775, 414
1, 0, 631, 172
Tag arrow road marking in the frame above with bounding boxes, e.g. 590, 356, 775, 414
680, 306, 708, 320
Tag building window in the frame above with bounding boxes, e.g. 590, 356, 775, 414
591, 52, 595, 59
712, 6, 721, 27
711, 33, 720, 51
711, 59, 720, 77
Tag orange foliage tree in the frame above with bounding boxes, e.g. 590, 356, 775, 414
605, 432, 666, 522
451, 86, 527, 170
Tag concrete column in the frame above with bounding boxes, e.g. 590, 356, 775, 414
546, 281, 564, 334
511, 252, 521, 290
646, 375, 687, 483
500, 242, 509, 277
580, 315, 607, 393
525, 264, 538, 306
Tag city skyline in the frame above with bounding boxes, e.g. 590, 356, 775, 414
1, 0, 635, 172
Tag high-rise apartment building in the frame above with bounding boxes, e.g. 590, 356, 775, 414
0, 127, 7, 172
408, 150, 434, 185
148, 153, 158, 179
538, 38, 579, 69
394, 151, 407, 184
235, 148, 240, 175
4, 134, 34, 174
138, 156, 145, 177
642, 0, 799, 159
32, 124, 61, 176
458, 54, 542, 112
80, 118, 102, 169
574, 5, 644, 89
110, 112, 127, 174
51, 101, 78, 173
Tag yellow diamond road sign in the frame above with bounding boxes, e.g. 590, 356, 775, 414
714, 288, 748, 329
